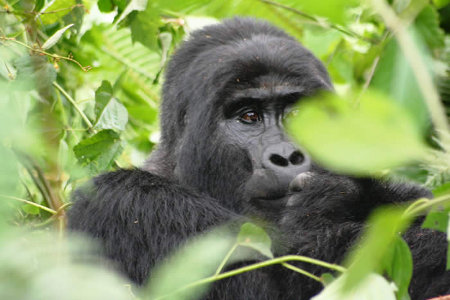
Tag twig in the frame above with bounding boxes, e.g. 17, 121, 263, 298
53, 81, 94, 129
0, 194, 57, 214
259, 0, 376, 44
370, 0, 449, 139
154, 255, 345, 299
0, 36, 91, 71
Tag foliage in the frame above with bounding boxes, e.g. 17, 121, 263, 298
0, 0, 449, 299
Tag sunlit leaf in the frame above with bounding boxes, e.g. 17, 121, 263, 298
115, 0, 148, 25
383, 237, 413, 300
415, 5, 445, 50
342, 207, 412, 290
42, 24, 74, 50
237, 222, 273, 259
146, 229, 236, 300
286, 91, 428, 175
40, 0, 76, 24
312, 273, 396, 300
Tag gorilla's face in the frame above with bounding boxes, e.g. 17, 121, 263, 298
219, 82, 313, 207
159, 19, 332, 212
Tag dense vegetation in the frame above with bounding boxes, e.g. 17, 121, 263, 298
0, 0, 449, 299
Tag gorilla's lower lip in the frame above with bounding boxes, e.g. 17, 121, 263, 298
250, 196, 288, 207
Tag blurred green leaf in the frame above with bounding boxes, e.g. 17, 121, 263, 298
146, 229, 235, 300
73, 130, 123, 172
98, 0, 114, 12
42, 24, 74, 50
433, 182, 450, 197
383, 237, 413, 300
286, 91, 427, 175
423, 211, 449, 233
40, 0, 76, 24
14, 56, 56, 92
116, 0, 148, 25
130, 4, 162, 50
237, 222, 273, 259
312, 273, 396, 300
415, 5, 445, 50
432, 0, 450, 9
342, 207, 411, 290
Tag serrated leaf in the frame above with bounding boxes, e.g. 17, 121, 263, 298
73, 130, 122, 172
42, 24, 74, 50
94, 81, 128, 131
286, 90, 427, 175
115, 0, 148, 25
94, 98, 128, 132
130, 4, 162, 50
236, 222, 273, 259
383, 237, 413, 300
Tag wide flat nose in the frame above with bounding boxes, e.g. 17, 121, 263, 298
262, 142, 310, 182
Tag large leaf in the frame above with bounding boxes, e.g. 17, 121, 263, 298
286, 91, 427, 175
94, 81, 128, 132
383, 237, 413, 300
40, 0, 76, 24
342, 208, 411, 290
73, 130, 123, 172
146, 229, 236, 300
42, 24, 74, 50
312, 273, 396, 300
237, 222, 273, 259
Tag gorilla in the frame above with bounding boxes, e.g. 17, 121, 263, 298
68, 18, 449, 299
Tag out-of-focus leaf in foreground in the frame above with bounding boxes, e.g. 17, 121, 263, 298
286, 91, 428, 175
237, 222, 273, 259
146, 228, 235, 300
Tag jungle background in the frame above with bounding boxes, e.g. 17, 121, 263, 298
0, 0, 449, 299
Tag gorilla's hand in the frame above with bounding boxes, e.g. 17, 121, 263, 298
281, 171, 364, 224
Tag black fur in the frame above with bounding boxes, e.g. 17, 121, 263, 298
68, 18, 449, 299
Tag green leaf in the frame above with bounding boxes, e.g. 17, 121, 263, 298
98, 0, 114, 12
312, 273, 396, 300
286, 91, 427, 175
94, 81, 128, 131
433, 182, 450, 198
236, 222, 273, 259
73, 130, 122, 172
342, 207, 412, 290
40, 0, 76, 25
115, 0, 148, 25
130, 5, 162, 50
320, 273, 336, 286
14, 55, 56, 92
370, 38, 430, 132
415, 5, 445, 50
383, 237, 413, 300
423, 211, 449, 233
146, 229, 236, 300
94, 98, 128, 132
21, 204, 40, 215
34, 0, 46, 12
42, 24, 74, 50
432, 0, 450, 9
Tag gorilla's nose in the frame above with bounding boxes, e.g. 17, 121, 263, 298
262, 142, 310, 181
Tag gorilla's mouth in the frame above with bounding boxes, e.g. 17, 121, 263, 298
244, 169, 291, 207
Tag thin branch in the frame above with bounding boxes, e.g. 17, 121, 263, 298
404, 194, 450, 217
282, 262, 322, 282
215, 243, 238, 275
259, 0, 376, 44
370, 0, 449, 139
155, 255, 345, 300
0, 194, 57, 214
0, 36, 91, 71
53, 81, 94, 129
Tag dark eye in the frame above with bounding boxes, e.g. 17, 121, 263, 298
239, 111, 261, 124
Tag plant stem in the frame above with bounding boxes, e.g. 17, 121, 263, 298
53, 82, 93, 129
282, 262, 322, 283
405, 194, 450, 217
215, 243, 238, 275
155, 255, 345, 299
370, 0, 449, 140
0, 194, 57, 214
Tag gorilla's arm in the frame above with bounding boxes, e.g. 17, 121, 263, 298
278, 173, 449, 300
68, 169, 280, 299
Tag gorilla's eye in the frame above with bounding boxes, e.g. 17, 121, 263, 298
239, 111, 261, 124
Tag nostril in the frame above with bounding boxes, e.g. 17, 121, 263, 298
269, 154, 289, 167
289, 151, 304, 165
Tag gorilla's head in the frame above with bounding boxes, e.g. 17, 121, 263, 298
145, 18, 332, 212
